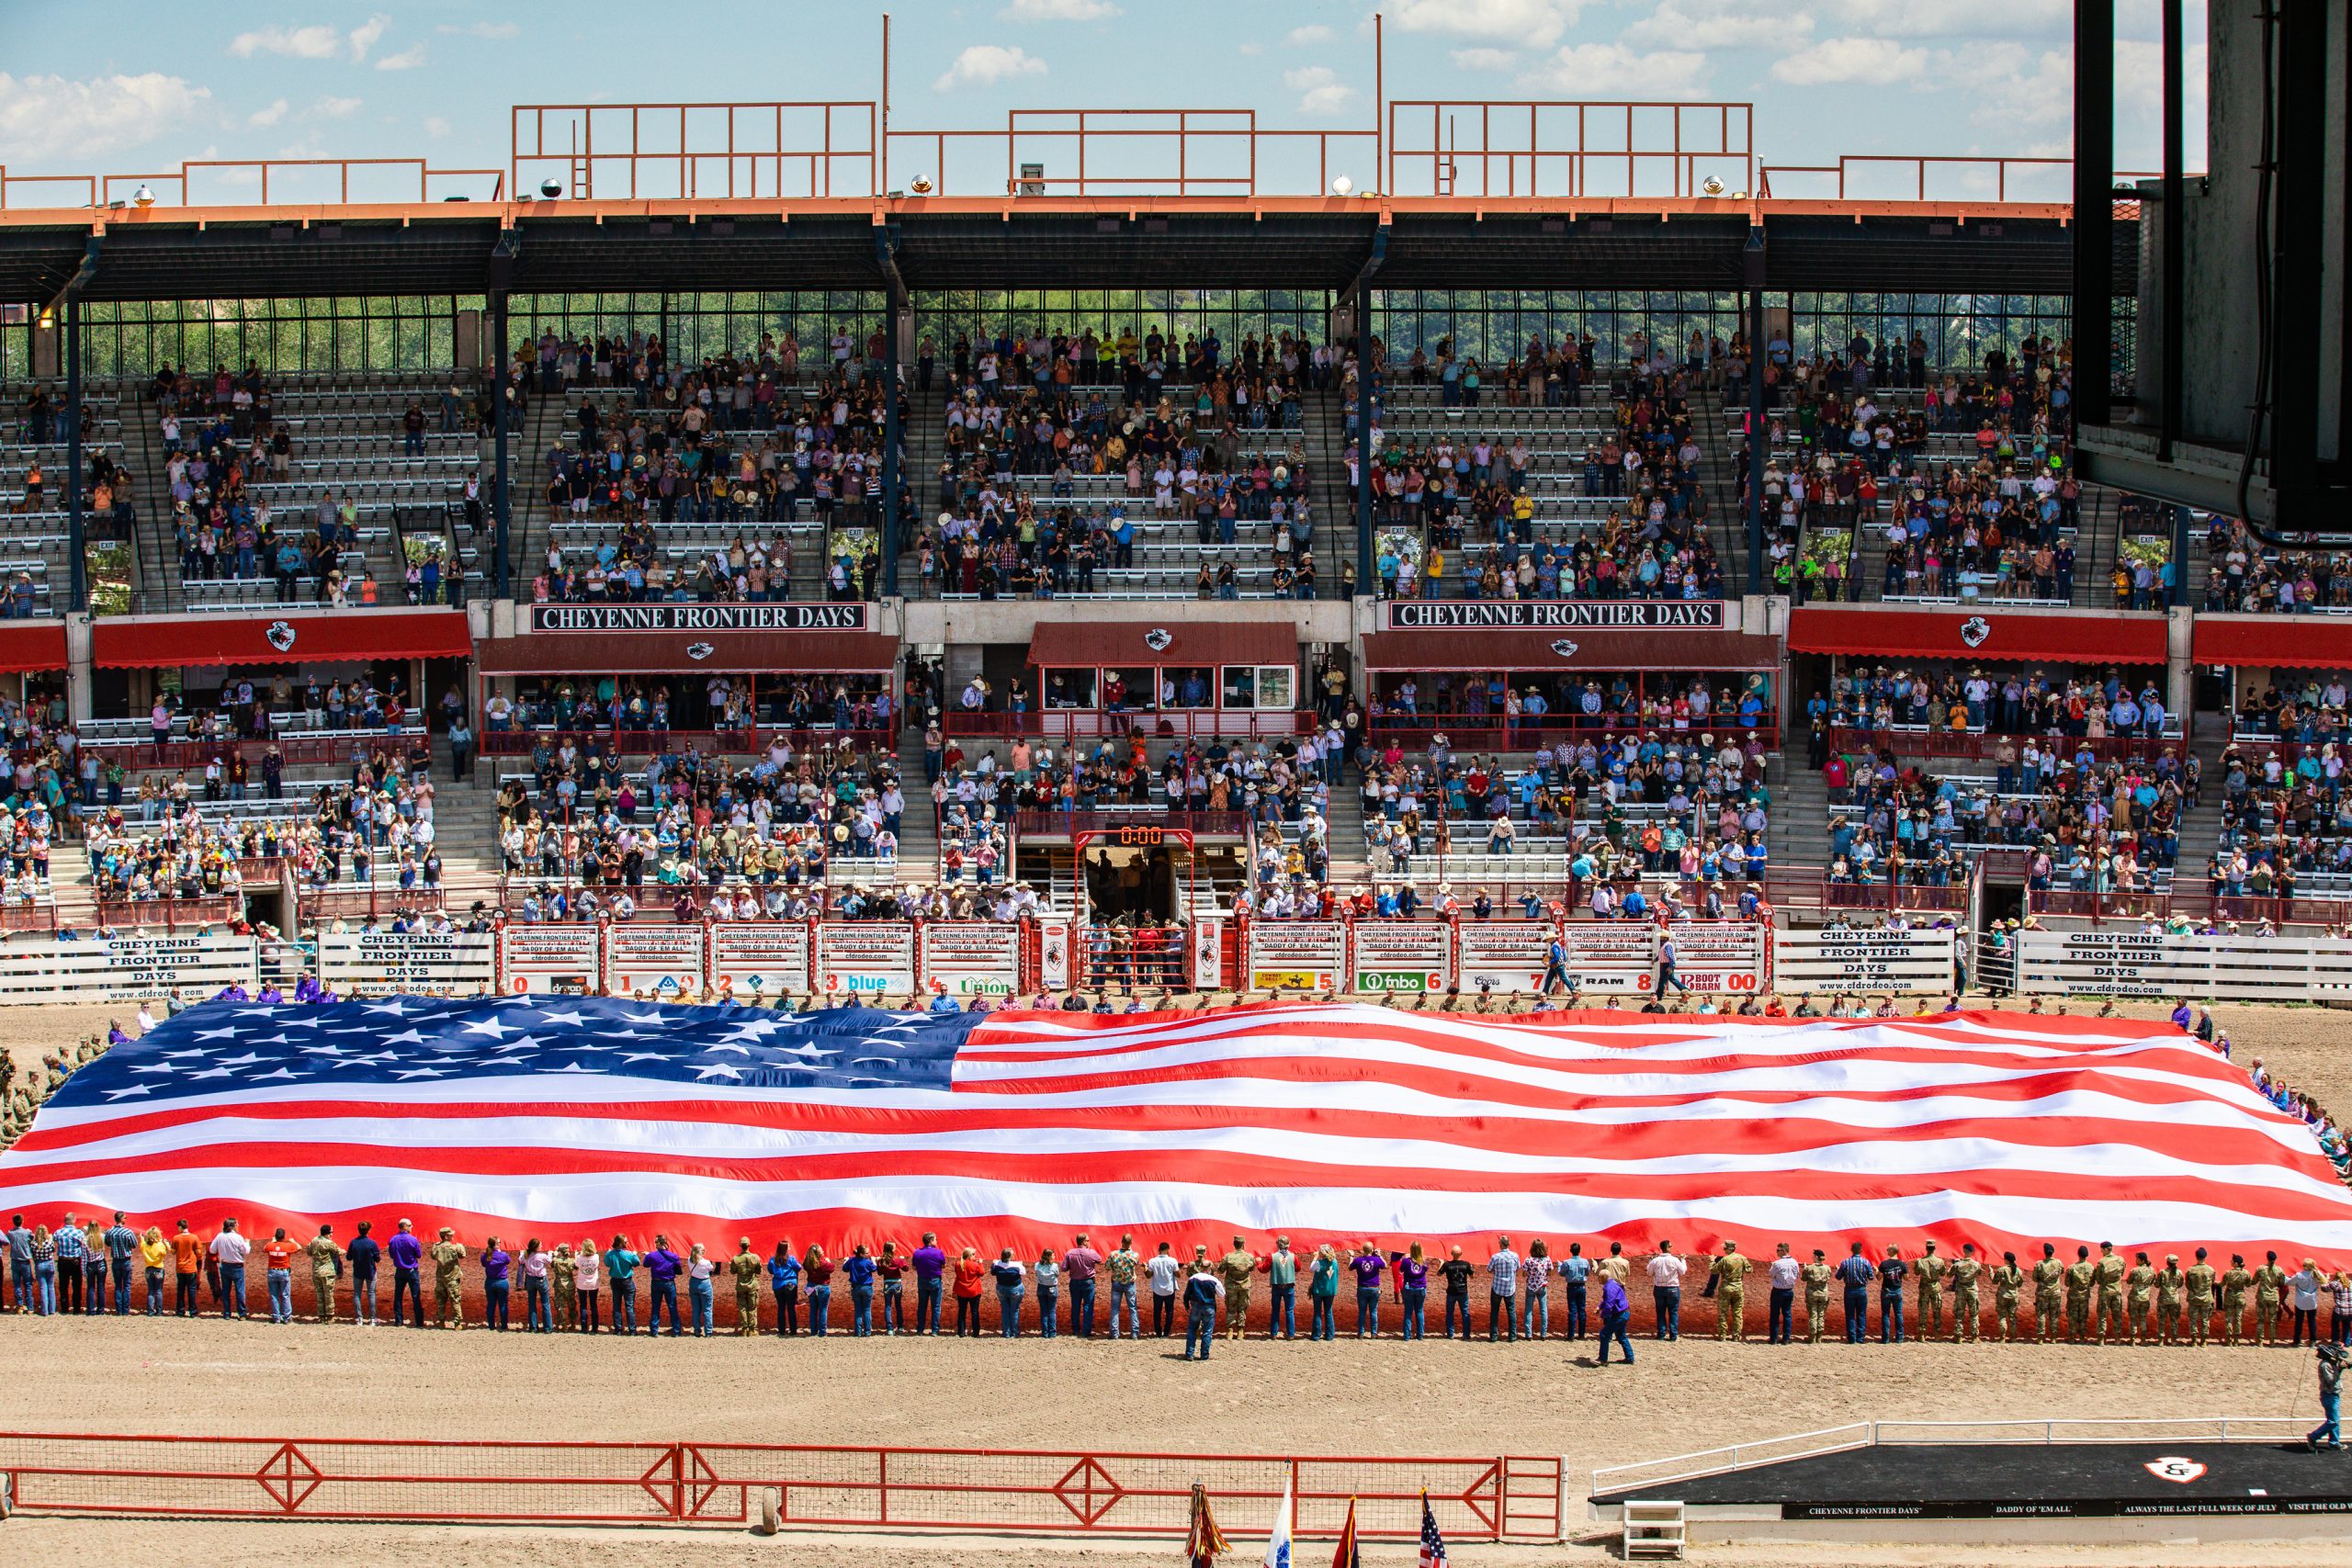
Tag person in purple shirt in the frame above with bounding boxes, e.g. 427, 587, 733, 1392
387, 1219, 425, 1328
642, 1235, 684, 1337
1598, 1274, 1635, 1365
481, 1237, 512, 1331
910, 1232, 947, 1336
1392, 1247, 1430, 1340
1062, 1233, 1102, 1338
1350, 1244, 1385, 1337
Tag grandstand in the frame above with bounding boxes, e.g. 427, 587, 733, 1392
2, 78, 2340, 1000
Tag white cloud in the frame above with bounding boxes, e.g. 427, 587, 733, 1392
1451, 47, 1519, 70
0, 72, 210, 162
376, 43, 427, 71
1624, 3, 1811, 51
228, 24, 343, 60
1937, 40, 2071, 130
1771, 36, 1926, 85
248, 97, 290, 128
1393, 0, 1583, 49
1848, 0, 2066, 38
438, 20, 521, 38
424, 115, 452, 138
1000, 0, 1118, 17
933, 44, 1048, 92
1520, 42, 1709, 97
308, 95, 361, 118
1286, 24, 1333, 44
1284, 65, 1359, 117
347, 14, 389, 61
1238, 40, 1263, 54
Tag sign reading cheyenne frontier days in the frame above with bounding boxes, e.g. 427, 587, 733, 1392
529, 604, 870, 633
1382, 601, 1726, 630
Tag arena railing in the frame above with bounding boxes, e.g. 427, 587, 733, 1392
1365, 714, 1780, 753
0, 1432, 1562, 1541
479, 726, 895, 759
89, 895, 244, 931
1824, 724, 2188, 769
944, 710, 1315, 743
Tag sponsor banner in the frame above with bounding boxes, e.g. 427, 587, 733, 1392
708, 922, 812, 998
1770, 930, 1958, 995
921, 921, 1022, 998
0, 933, 260, 1003
817, 921, 916, 999
605, 925, 708, 1000
1666, 921, 1767, 994
317, 931, 495, 997
1382, 601, 1724, 631
498, 925, 602, 997
1192, 916, 1224, 991
1563, 924, 1657, 993
1246, 919, 1345, 992
528, 603, 867, 633
1037, 916, 1071, 992
2014, 930, 2352, 1002
1459, 919, 1563, 994
1351, 920, 1453, 994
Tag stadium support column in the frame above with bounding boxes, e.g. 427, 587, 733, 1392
1744, 227, 1767, 597
876, 224, 909, 598
489, 289, 511, 602
64, 296, 85, 615
1346, 222, 1387, 598
2071, 0, 2113, 430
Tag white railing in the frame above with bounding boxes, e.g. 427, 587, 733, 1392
1588, 1425, 1872, 1497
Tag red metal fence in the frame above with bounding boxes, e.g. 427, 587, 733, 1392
0, 1433, 1562, 1540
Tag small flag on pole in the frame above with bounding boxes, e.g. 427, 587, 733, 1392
1262, 1477, 1294, 1568
1187, 1481, 1230, 1568
1329, 1496, 1362, 1568
1417, 1492, 1449, 1568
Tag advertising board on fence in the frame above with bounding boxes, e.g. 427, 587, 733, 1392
498, 925, 602, 996
1667, 922, 1766, 994
922, 921, 1022, 998
1563, 925, 1655, 993
1457, 919, 1560, 994
1770, 930, 1958, 995
817, 921, 916, 998
2014, 930, 2352, 1002
708, 922, 811, 999
605, 925, 708, 999
1247, 920, 1345, 991
1351, 920, 1454, 994
1192, 916, 1224, 991
0, 932, 261, 1003
1036, 916, 1070, 991
317, 931, 494, 996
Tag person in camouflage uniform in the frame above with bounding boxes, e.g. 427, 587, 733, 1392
2186, 1247, 2219, 1347
2125, 1250, 2157, 1345
1710, 1242, 1748, 1342
2030, 1243, 2064, 1342
430, 1227, 467, 1329
1913, 1241, 1948, 1340
305, 1224, 342, 1325
2155, 1255, 2187, 1346
2064, 1245, 2097, 1342
2221, 1254, 2255, 1347
1949, 1243, 1984, 1342
1991, 1250, 2025, 1341
729, 1238, 763, 1335
551, 1244, 577, 1329
1802, 1249, 1832, 1344
2092, 1241, 2128, 1344
2255, 1251, 2290, 1345
1216, 1235, 1257, 1340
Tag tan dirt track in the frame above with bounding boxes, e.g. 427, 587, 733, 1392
1, 998, 2347, 1565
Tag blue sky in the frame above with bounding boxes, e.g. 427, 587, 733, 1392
0, 0, 2202, 206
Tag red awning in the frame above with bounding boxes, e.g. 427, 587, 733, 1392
1786, 606, 2169, 663
2191, 615, 2352, 671
92, 610, 475, 670
1361, 628, 1781, 672
1027, 619, 1298, 668
474, 631, 899, 676
0, 621, 69, 673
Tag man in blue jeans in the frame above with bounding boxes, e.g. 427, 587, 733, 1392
209, 1217, 251, 1319
53, 1213, 85, 1314
1182, 1259, 1224, 1360
104, 1212, 140, 1314
1837, 1243, 1875, 1342
1352, 1246, 1385, 1337
1063, 1233, 1102, 1338
2310, 1343, 2346, 1450
6, 1213, 34, 1312
911, 1232, 945, 1334
1560, 1244, 1591, 1340
1265, 1236, 1297, 1340
1649, 1241, 1685, 1340
1879, 1246, 1910, 1343
1107, 1235, 1141, 1338
643, 1235, 684, 1336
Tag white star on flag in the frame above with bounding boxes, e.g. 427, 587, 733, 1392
462, 1017, 514, 1039
691, 1064, 745, 1080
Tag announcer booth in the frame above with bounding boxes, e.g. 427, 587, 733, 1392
0, 621, 70, 720
1357, 601, 1783, 750
2191, 614, 2352, 741
993, 618, 1304, 740
472, 604, 900, 751
86, 608, 476, 746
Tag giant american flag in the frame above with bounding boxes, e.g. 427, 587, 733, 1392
1, 997, 2348, 1267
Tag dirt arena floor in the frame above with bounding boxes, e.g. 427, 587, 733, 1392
3, 998, 2348, 1565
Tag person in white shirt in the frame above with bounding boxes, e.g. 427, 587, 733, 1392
1143, 1242, 1184, 1338
1648, 1241, 1687, 1340
1767, 1242, 1803, 1344
209, 1218, 254, 1319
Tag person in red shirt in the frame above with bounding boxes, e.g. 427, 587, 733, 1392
263, 1227, 300, 1325
952, 1246, 988, 1337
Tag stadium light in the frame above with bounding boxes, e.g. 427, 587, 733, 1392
539, 178, 562, 199
910, 175, 933, 195
133, 184, 155, 209
1702, 176, 1724, 197
1331, 175, 1353, 197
